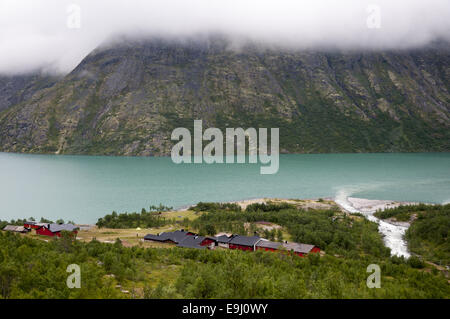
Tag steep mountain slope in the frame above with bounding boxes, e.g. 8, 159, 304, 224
0, 37, 448, 155
0, 73, 57, 112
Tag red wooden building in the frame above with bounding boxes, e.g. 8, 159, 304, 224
24, 221, 49, 230
256, 240, 283, 252
35, 223, 79, 237
199, 237, 217, 247
228, 236, 261, 251
177, 235, 218, 249
282, 242, 320, 257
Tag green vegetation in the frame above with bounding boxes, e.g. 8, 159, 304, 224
1, 227, 449, 299
190, 202, 242, 212
374, 203, 439, 221
375, 204, 450, 266
406, 208, 450, 266
1, 202, 449, 299
245, 202, 296, 212
0, 231, 121, 298
96, 205, 173, 229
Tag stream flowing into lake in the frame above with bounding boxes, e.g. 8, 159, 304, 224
334, 194, 411, 258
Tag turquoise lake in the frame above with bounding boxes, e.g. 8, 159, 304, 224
0, 152, 449, 223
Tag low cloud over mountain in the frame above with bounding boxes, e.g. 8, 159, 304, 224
1, 0, 449, 74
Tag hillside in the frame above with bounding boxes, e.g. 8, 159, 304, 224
0, 73, 57, 113
1, 201, 449, 298
0, 36, 449, 155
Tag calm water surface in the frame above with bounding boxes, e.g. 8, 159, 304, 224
0, 152, 449, 223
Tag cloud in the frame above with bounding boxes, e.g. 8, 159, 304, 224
0, 0, 449, 75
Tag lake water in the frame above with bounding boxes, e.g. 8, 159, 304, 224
0, 152, 449, 224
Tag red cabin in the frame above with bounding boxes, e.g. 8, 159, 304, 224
35, 223, 78, 237
200, 237, 217, 247
24, 221, 48, 230
282, 242, 320, 257
228, 236, 261, 251
256, 240, 282, 252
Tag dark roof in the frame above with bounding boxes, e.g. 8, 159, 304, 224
47, 224, 78, 233
170, 230, 195, 243
154, 232, 173, 241
256, 240, 282, 249
144, 230, 197, 244
282, 242, 315, 253
229, 235, 261, 246
144, 232, 175, 242
144, 234, 163, 241
216, 235, 231, 243
177, 236, 207, 249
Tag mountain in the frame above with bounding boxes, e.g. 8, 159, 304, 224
0, 36, 449, 155
0, 73, 57, 113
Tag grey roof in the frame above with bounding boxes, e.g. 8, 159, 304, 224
177, 235, 207, 249
282, 242, 315, 253
256, 240, 282, 249
3, 225, 27, 232
216, 235, 232, 243
229, 235, 261, 246
48, 223, 78, 233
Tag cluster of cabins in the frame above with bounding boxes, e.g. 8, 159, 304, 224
2, 221, 79, 237
144, 230, 320, 257
2, 223, 319, 257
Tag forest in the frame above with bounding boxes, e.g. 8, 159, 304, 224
0, 202, 449, 299
96, 205, 173, 229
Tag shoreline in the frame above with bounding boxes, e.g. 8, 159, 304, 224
2, 151, 448, 158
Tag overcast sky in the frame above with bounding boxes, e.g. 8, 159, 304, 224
1, 0, 449, 75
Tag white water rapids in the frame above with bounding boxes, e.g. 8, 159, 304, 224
335, 194, 411, 258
